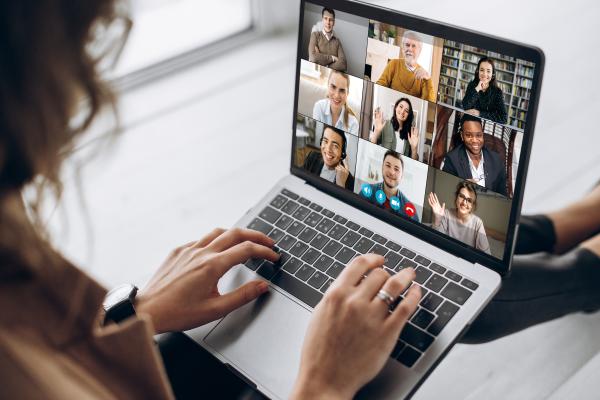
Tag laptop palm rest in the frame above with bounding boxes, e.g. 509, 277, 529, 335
204, 273, 311, 399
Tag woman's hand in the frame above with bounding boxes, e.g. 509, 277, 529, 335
291, 255, 421, 400
370, 107, 385, 143
408, 126, 420, 160
428, 192, 445, 228
465, 108, 480, 116
136, 228, 279, 334
475, 81, 488, 92
335, 160, 350, 187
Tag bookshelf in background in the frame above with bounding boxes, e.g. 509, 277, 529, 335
437, 40, 534, 130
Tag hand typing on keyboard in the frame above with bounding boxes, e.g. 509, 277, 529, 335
291, 254, 421, 400
136, 228, 279, 334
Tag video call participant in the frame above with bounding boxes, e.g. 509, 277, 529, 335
359, 150, 420, 222
313, 70, 359, 135
428, 182, 491, 254
376, 30, 435, 102
462, 57, 508, 124
441, 114, 507, 196
303, 125, 354, 189
370, 97, 420, 160
308, 7, 347, 72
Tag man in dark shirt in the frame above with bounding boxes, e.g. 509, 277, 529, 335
303, 125, 354, 190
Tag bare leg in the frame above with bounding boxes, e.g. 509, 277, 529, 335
548, 184, 600, 254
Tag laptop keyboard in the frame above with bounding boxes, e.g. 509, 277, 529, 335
245, 188, 479, 368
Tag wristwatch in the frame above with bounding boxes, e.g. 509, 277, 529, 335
103, 284, 138, 324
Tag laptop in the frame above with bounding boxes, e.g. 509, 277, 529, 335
186, 0, 544, 398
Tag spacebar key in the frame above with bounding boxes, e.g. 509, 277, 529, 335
271, 271, 323, 308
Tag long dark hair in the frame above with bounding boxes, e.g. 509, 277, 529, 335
473, 57, 499, 90
390, 98, 414, 140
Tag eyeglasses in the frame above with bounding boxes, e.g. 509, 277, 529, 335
457, 193, 474, 205
87, 12, 133, 73
463, 131, 484, 140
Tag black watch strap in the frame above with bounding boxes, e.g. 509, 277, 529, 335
103, 284, 138, 324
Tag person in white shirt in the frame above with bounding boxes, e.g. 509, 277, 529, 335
313, 70, 359, 135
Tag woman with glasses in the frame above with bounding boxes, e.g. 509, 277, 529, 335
428, 182, 491, 254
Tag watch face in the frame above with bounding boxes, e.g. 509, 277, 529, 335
103, 284, 137, 309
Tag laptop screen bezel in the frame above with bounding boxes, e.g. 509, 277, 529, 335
290, 0, 545, 276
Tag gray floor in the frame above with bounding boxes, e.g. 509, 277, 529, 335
48, 1, 600, 398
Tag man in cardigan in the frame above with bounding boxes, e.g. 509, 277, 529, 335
441, 114, 508, 196
308, 7, 347, 72
303, 125, 354, 190
376, 30, 435, 102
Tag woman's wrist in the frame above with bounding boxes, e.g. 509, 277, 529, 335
291, 373, 354, 400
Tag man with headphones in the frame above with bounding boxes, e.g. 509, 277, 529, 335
302, 124, 354, 190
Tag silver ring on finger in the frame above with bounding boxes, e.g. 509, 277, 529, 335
376, 289, 395, 307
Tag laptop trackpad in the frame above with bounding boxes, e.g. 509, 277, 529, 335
204, 286, 312, 398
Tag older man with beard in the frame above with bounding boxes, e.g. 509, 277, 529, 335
376, 30, 435, 102
359, 150, 420, 222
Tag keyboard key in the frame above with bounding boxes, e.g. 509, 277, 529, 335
424, 274, 449, 293
304, 212, 323, 227
335, 247, 356, 264
315, 218, 335, 234
411, 309, 435, 329
301, 248, 320, 265
396, 346, 421, 368
281, 189, 299, 199
414, 266, 432, 284
259, 206, 282, 224
282, 257, 303, 274
326, 262, 345, 278
429, 263, 446, 274
309, 203, 323, 212
340, 231, 361, 247
281, 200, 299, 215
372, 234, 387, 245
290, 241, 309, 257
400, 259, 417, 270
267, 228, 285, 243
461, 278, 479, 291
314, 254, 334, 272
271, 271, 322, 308
441, 282, 472, 305
292, 206, 311, 221
428, 301, 459, 336
320, 279, 333, 293
333, 215, 347, 224
345, 221, 360, 231
384, 252, 402, 269
275, 215, 293, 230
321, 208, 335, 218
295, 264, 316, 281
247, 218, 272, 234
399, 248, 416, 259
420, 292, 444, 312
244, 258, 263, 271
270, 195, 288, 209
386, 241, 402, 252
298, 197, 311, 206
274, 251, 291, 268
414, 255, 431, 266
390, 341, 405, 358
286, 221, 305, 236
323, 241, 343, 257
328, 224, 348, 241
393, 257, 406, 271
308, 271, 328, 289
310, 233, 330, 250
358, 227, 373, 238
278, 235, 296, 251
298, 227, 317, 243
444, 270, 461, 282
370, 244, 388, 256
384, 267, 395, 276
400, 323, 434, 352
257, 261, 279, 280
353, 237, 374, 254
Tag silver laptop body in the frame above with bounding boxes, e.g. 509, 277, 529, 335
186, 1, 544, 398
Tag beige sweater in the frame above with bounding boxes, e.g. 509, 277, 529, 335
308, 31, 347, 72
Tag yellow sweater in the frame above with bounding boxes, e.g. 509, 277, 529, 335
376, 59, 435, 102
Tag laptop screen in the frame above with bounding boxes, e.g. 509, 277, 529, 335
292, 0, 542, 267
